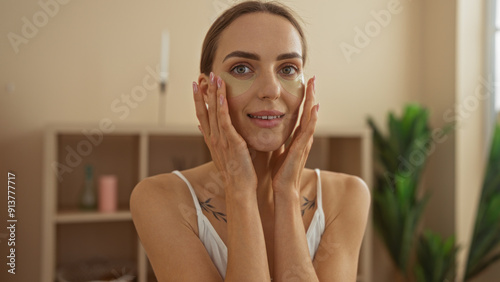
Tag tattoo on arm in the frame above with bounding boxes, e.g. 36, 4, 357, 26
301, 196, 316, 216
199, 198, 227, 222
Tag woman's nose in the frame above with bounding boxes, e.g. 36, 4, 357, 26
257, 72, 281, 100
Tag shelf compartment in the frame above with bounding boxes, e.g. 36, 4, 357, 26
306, 136, 362, 177
56, 221, 138, 266
56, 134, 140, 212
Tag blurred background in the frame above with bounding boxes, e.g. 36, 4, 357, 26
0, 0, 498, 281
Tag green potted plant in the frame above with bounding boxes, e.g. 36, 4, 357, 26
415, 230, 458, 282
368, 104, 433, 280
465, 123, 500, 280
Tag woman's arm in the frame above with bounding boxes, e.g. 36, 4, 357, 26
273, 174, 370, 282
225, 188, 270, 281
273, 190, 318, 281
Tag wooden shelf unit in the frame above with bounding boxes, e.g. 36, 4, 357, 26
41, 123, 372, 282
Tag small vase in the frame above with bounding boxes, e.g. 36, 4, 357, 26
79, 164, 97, 210
98, 175, 118, 212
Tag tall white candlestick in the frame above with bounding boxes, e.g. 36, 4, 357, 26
160, 30, 170, 82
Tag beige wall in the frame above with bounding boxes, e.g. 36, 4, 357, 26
0, 0, 496, 281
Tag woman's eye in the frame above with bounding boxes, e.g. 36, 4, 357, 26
231, 65, 251, 75
281, 66, 297, 76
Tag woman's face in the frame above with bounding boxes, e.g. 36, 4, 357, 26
205, 12, 305, 152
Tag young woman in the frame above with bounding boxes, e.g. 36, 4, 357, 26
130, 1, 370, 281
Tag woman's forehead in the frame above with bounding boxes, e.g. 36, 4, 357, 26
215, 13, 302, 63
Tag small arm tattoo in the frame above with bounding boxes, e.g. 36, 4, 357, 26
301, 196, 316, 216
199, 198, 227, 222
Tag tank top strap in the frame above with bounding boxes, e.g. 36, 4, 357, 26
314, 168, 323, 211
172, 170, 202, 213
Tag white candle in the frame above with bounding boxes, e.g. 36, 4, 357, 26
160, 30, 170, 82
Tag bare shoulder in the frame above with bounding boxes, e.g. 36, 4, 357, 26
130, 172, 198, 231
320, 170, 370, 197
131, 173, 185, 208
318, 170, 371, 224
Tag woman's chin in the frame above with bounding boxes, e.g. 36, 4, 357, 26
245, 133, 285, 152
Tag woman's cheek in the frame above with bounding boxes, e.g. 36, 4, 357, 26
226, 98, 245, 132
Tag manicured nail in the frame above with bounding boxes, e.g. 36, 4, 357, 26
219, 94, 224, 105
217, 77, 222, 88
192, 82, 198, 93
210, 72, 215, 84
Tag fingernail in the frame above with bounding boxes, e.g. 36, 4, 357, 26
192, 82, 198, 93
217, 77, 222, 88
197, 125, 202, 132
219, 94, 224, 106
317, 103, 320, 112
210, 72, 215, 84
313, 76, 316, 92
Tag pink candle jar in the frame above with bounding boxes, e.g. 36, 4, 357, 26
98, 175, 118, 212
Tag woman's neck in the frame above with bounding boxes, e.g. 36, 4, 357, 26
249, 146, 283, 208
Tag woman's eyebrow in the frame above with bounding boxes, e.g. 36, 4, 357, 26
223, 51, 260, 62
222, 51, 302, 62
276, 52, 302, 61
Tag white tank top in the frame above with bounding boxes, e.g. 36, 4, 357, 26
172, 169, 326, 279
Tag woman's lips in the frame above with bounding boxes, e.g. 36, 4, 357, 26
247, 110, 285, 128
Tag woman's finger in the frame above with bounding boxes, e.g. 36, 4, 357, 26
299, 76, 316, 130
215, 75, 229, 149
295, 103, 319, 154
207, 72, 220, 139
286, 103, 319, 173
193, 82, 210, 136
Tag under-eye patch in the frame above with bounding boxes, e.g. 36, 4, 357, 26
219, 72, 305, 98
278, 74, 305, 98
220, 72, 256, 97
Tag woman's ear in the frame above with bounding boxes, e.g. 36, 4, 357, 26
198, 73, 210, 103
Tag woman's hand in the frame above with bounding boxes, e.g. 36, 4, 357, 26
271, 76, 319, 194
193, 72, 258, 193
